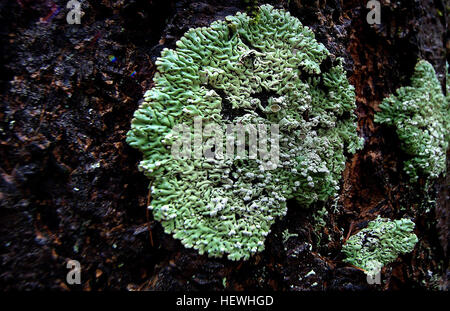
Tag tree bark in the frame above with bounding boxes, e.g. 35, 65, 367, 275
0, 0, 447, 290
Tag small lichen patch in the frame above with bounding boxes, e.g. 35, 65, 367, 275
375, 60, 450, 182
342, 217, 418, 273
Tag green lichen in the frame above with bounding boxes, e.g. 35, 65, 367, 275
342, 217, 418, 273
447, 62, 449, 103
127, 5, 362, 260
375, 60, 450, 182
312, 206, 328, 245
282, 229, 298, 244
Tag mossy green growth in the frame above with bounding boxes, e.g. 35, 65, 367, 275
375, 60, 450, 182
127, 5, 362, 260
342, 217, 418, 272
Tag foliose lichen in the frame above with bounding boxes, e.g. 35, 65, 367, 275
342, 217, 418, 273
374, 60, 450, 182
447, 62, 449, 103
127, 5, 363, 260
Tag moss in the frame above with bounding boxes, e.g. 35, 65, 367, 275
375, 60, 450, 182
342, 217, 418, 273
127, 5, 362, 260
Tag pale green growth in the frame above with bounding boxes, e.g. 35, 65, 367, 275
342, 217, 418, 272
282, 229, 298, 244
375, 60, 450, 182
447, 62, 449, 103
127, 5, 362, 260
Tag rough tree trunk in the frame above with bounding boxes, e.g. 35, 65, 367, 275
0, 0, 448, 290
